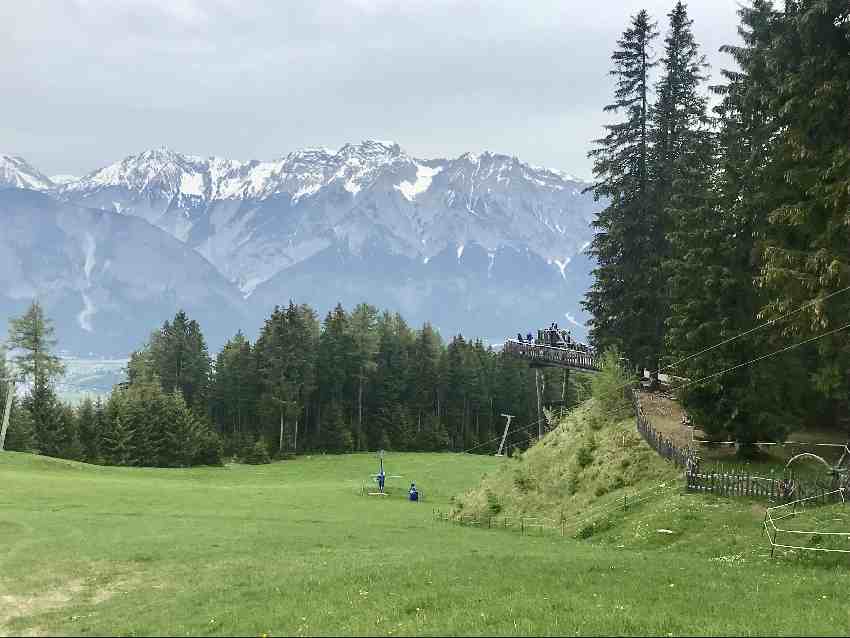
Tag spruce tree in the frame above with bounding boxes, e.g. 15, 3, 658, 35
583, 10, 660, 372
759, 0, 850, 431
77, 397, 101, 462
211, 331, 259, 444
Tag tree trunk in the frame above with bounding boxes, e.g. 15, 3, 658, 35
279, 409, 284, 455
358, 374, 363, 448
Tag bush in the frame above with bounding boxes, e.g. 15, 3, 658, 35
513, 467, 534, 493
566, 474, 579, 495
575, 517, 613, 539
485, 489, 502, 516
576, 444, 594, 468
590, 349, 636, 421
243, 439, 271, 464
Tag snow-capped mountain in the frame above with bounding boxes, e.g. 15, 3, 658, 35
49, 174, 78, 186
1, 142, 600, 351
0, 154, 55, 191
58, 141, 598, 298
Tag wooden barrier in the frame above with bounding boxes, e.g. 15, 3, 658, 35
503, 340, 601, 372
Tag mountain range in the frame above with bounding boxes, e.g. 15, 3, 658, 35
0, 142, 600, 355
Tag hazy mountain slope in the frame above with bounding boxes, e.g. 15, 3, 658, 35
0, 189, 247, 354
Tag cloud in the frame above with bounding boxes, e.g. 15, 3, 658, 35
1, 0, 741, 176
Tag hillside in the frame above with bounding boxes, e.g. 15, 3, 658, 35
453, 401, 679, 530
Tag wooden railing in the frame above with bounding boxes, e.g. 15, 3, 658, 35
632, 389, 699, 472
503, 340, 600, 372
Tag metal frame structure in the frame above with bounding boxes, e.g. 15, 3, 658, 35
763, 488, 850, 557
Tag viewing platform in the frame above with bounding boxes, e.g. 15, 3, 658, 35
503, 339, 601, 372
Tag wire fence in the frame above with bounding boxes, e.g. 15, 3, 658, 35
763, 488, 850, 557
433, 482, 677, 540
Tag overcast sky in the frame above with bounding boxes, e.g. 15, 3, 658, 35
1, 0, 742, 179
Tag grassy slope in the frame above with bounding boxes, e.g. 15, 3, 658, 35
454, 403, 680, 529
2, 448, 850, 636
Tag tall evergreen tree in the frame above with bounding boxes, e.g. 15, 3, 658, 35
583, 10, 660, 372
7, 302, 69, 455
650, 1, 712, 376
77, 397, 101, 462
145, 310, 212, 412
210, 331, 259, 444
7, 301, 65, 389
759, 0, 850, 431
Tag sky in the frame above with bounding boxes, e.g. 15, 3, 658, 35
1, 0, 742, 179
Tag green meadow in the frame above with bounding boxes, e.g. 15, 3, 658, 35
1, 450, 849, 636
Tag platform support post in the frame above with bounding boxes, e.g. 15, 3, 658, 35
535, 368, 543, 439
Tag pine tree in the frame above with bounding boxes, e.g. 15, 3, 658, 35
583, 10, 660, 372
77, 397, 101, 462
650, 1, 712, 378
146, 310, 212, 412
7, 301, 65, 389
211, 331, 259, 444
408, 323, 442, 438
255, 302, 318, 455
666, 1, 805, 447
316, 304, 357, 448
101, 412, 134, 466
759, 0, 850, 431
348, 303, 379, 450
320, 401, 353, 453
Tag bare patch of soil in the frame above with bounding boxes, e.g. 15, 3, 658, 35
637, 390, 692, 448
0, 574, 140, 636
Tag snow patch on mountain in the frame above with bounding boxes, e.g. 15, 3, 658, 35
395, 164, 443, 201
78, 292, 96, 332
180, 172, 204, 196
83, 233, 97, 280
50, 174, 78, 185
0, 155, 54, 190
553, 257, 571, 280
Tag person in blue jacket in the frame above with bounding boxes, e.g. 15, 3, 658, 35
408, 482, 419, 502
376, 470, 386, 493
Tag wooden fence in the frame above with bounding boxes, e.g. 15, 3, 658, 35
687, 470, 845, 504
631, 389, 846, 504
632, 389, 699, 472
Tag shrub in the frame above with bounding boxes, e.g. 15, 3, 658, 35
486, 489, 502, 516
576, 445, 594, 468
513, 468, 534, 493
590, 349, 636, 421
575, 517, 613, 539
243, 439, 271, 464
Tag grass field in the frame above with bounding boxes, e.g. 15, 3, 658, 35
2, 451, 850, 636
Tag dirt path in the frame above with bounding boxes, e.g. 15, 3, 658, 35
637, 390, 693, 448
